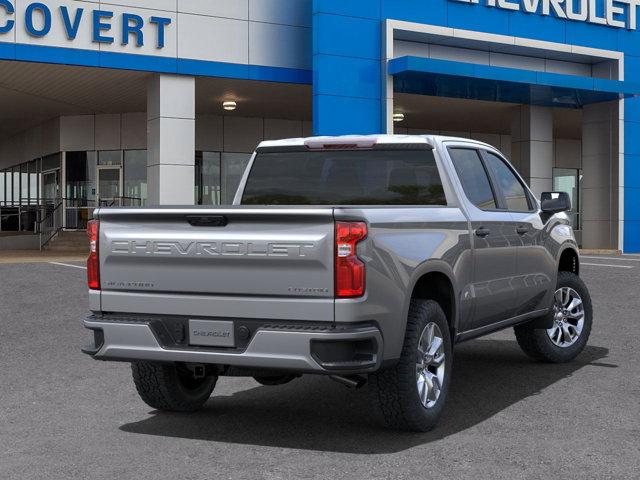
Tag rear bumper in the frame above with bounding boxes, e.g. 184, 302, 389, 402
82, 316, 383, 374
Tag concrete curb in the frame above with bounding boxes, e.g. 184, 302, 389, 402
0, 251, 86, 264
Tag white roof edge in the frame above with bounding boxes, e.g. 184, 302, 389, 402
437, 136, 496, 149
257, 134, 496, 150
256, 134, 446, 149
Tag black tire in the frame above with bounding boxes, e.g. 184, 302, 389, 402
368, 299, 452, 432
514, 271, 593, 363
253, 375, 297, 386
131, 362, 217, 412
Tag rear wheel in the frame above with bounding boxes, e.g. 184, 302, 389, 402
131, 362, 217, 412
514, 271, 592, 363
368, 299, 452, 432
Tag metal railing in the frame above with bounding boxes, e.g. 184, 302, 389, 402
98, 196, 144, 207
2, 196, 143, 247
0, 199, 44, 232
34, 199, 64, 250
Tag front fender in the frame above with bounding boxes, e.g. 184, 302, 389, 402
547, 219, 579, 272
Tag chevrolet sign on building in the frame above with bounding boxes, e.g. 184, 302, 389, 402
451, 0, 640, 29
0, 0, 639, 253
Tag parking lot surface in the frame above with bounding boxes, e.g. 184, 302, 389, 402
1, 256, 639, 479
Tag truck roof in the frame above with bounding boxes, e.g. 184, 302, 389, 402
257, 134, 494, 150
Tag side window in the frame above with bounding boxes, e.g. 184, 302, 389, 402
483, 152, 531, 211
448, 148, 497, 210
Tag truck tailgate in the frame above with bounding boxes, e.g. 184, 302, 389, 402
96, 207, 336, 321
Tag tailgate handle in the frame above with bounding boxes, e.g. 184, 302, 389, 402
186, 215, 228, 227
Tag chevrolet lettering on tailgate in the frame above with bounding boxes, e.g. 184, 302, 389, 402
110, 240, 316, 257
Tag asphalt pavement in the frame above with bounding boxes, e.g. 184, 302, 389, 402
0, 256, 639, 479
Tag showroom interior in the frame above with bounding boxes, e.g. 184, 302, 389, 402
0, 60, 313, 233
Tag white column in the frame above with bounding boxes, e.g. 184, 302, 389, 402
147, 74, 195, 205
581, 102, 618, 249
510, 105, 554, 199
382, 22, 394, 134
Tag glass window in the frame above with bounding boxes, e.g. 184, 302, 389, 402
222, 153, 251, 204
98, 150, 122, 166
553, 168, 581, 229
42, 170, 60, 202
28, 160, 39, 204
0, 170, 5, 204
242, 149, 446, 206
64, 152, 96, 229
98, 168, 121, 201
484, 152, 531, 211
124, 150, 147, 205
5, 168, 13, 205
41, 153, 61, 172
195, 152, 221, 205
13, 169, 20, 203
449, 148, 497, 210
66, 152, 98, 205
20, 163, 29, 204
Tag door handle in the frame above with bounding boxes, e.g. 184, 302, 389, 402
475, 227, 491, 238
516, 225, 530, 235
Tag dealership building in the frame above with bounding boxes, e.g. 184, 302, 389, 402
0, 0, 639, 251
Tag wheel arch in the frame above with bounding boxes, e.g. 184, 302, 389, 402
405, 262, 459, 344
558, 245, 580, 276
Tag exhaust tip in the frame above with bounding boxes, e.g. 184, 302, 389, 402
329, 375, 367, 389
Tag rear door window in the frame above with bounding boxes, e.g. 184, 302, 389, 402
448, 148, 497, 210
241, 149, 447, 205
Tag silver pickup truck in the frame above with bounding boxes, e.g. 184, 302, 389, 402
82, 135, 592, 432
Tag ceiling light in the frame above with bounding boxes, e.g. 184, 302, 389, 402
223, 101, 237, 111
393, 113, 405, 122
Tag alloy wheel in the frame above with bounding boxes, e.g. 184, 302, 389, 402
416, 322, 446, 408
547, 287, 585, 348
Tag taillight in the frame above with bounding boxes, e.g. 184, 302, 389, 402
87, 220, 100, 290
335, 221, 367, 298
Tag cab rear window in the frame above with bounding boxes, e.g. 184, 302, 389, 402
241, 149, 446, 206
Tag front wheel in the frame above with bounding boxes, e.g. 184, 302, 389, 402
368, 299, 452, 432
514, 271, 593, 363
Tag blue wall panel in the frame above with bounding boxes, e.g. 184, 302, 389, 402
312, 1, 383, 135
313, 94, 381, 135
446, 3, 509, 35
565, 22, 619, 51
618, 29, 640, 57
313, 0, 380, 20
381, 0, 447, 26
625, 155, 640, 188
508, 11, 566, 43
313, 13, 381, 59
625, 100, 640, 130
624, 221, 640, 252
625, 119, 640, 251
624, 188, 640, 221
625, 121, 640, 156
314, 54, 381, 99
14, 44, 99, 67
625, 185, 640, 254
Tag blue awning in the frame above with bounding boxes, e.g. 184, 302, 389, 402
389, 56, 640, 108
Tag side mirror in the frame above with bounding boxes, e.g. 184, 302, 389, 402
541, 192, 571, 214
